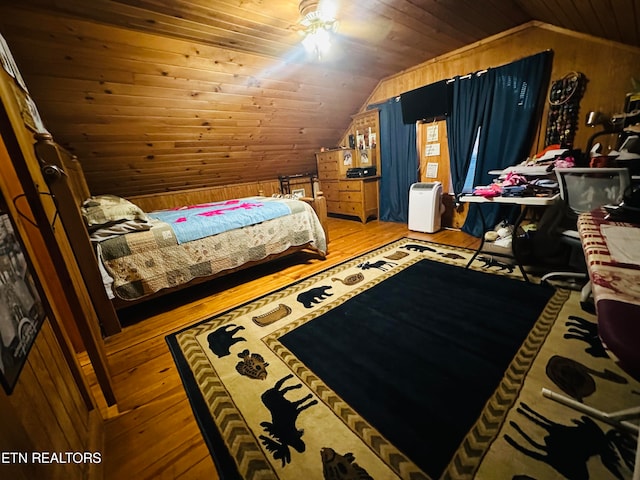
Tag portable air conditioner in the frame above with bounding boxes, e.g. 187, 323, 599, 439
408, 182, 443, 233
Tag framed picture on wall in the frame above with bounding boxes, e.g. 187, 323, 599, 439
291, 188, 306, 198
0, 193, 46, 394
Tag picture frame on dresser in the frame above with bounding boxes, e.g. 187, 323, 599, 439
0, 192, 46, 394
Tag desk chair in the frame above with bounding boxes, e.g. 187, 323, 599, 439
540, 167, 631, 310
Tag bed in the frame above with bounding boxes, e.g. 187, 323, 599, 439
89, 194, 327, 305
34, 134, 327, 335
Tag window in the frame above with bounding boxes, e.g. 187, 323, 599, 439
461, 126, 481, 193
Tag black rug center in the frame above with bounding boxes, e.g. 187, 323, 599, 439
280, 259, 554, 478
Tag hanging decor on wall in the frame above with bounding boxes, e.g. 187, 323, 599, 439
544, 71, 587, 148
0, 192, 47, 394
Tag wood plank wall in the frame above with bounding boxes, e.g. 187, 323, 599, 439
0, 321, 102, 480
127, 177, 313, 211
365, 22, 640, 157
1, 42, 104, 479
0, 136, 102, 480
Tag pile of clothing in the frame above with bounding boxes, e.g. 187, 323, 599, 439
473, 172, 558, 198
472, 148, 571, 198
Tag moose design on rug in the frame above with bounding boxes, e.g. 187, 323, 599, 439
357, 259, 397, 271
505, 402, 635, 479
564, 315, 610, 358
259, 374, 318, 467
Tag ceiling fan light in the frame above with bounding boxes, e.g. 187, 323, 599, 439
302, 28, 332, 59
297, 0, 337, 60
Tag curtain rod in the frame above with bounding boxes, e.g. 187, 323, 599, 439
448, 68, 488, 82
394, 50, 552, 98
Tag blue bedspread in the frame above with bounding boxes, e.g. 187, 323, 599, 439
148, 197, 292, 244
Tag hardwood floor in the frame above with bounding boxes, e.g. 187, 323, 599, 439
82, 217, 479, 479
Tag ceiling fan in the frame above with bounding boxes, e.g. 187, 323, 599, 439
294, 0, 391, 60
295, 0, 338, 60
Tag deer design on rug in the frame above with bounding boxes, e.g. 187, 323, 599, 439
259, 374, 318, 467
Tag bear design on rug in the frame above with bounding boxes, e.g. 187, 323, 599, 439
320, 447, 373, 479
259, 374, 318, 467
297, 285, 333, 308
505, 402, 635, 479
401, 243, 437, 253
439, 251, 465, 260
207, 324, 246, 357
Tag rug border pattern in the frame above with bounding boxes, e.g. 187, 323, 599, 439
263, 250, 429, 480
173, 239, 429, 479
171, 237, 555, 480
441, 288, 571, 479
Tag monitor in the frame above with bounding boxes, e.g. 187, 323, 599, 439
400, 80, 451, 124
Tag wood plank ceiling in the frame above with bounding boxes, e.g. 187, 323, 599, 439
1, 0, 639, 197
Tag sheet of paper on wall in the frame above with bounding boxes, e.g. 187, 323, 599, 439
426, 162, 439, 178
425, 143, 440, 156
426, 124, 438, 142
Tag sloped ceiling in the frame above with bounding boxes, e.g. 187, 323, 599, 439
0, 1, 638, 196
11, 0, 640, 82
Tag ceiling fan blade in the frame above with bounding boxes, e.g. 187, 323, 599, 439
316, 0, 338, 21
335, 17, 393, 44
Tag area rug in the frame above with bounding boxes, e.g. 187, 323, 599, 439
166, 238, 639, 479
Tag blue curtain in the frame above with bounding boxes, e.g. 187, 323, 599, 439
370, 99, 418, 222
446, 74, 493, 199
447, 51, 553, 237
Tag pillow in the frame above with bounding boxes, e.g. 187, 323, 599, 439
81, 194, 149, 228
271, 193, 301, 200
89, 218, 154, 242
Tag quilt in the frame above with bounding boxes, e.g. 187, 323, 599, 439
148, 197, 292, 244
98, 197, 326, 301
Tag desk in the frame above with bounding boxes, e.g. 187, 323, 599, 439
459, 193, 559, 281
578, 208, 640, 379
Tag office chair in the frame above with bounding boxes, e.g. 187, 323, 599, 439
540, 167, 631, 310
